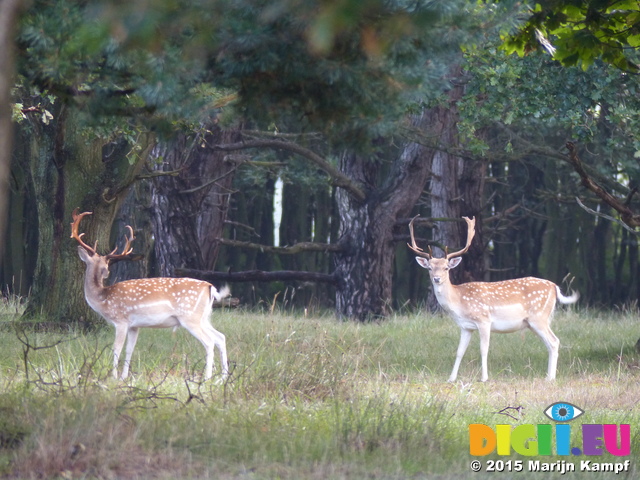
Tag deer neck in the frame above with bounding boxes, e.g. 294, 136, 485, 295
83, 264, 109, 312
431, 277, 462, 313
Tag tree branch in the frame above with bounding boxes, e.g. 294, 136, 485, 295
179, 168, 237, 194
221, 219, 433, 253
566, 141, 640, 228
217, 238, 344, 254
575, 197, 639, 235
107, 171, 171, 202
135, 169, 183, 180
496, 124, 630, 196
214, 138, 367, 202
175, 268, 338, 285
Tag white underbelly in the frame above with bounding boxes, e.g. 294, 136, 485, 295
490, 318, 527, 333
489, 304, 528, 332
450, 304, 529, 333
131, 316, 180, 328
128, 311, 180, 328
451, 314, 479, 330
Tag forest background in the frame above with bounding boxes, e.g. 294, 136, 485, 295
1, 0, 640, 323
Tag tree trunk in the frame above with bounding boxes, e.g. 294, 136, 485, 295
278, 176, 335, 308
333, 152, 388, 320
150, 126, 237, 277
429, 66, 485, 287
1, 155, 37, 296
110, 176, 154, 282
0, 0, 22, 264
334, 108, 436, 321
21, 104, 152, 325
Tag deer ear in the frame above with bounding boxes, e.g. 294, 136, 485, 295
77, 246, 93, 262
449, 257, 462, 268
448, 257, 462, 269
415, 257, 431, 269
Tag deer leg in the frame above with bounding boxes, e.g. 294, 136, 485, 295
203, 324, 228, 379
112, 325, 128, 379
478, 324, 492, 382
181, 322, 216, 380
120, 327, 140, 379
449, 329, 473, 382
199, 305, 228, 380
529, 322, 560, 381
201, 329, 215, 381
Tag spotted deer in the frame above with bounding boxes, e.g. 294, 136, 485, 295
408, 215, 578, 382
71, 209, 230, 381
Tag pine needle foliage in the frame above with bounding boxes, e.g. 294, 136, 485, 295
16, 0, 487, 148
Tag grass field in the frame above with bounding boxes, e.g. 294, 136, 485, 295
0, 302, 639, 479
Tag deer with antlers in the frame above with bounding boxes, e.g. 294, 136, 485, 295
408, 216, 578, 382
71, 209, 230, 381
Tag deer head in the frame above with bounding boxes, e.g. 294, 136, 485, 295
70, 208, 136, 283
408, 215, 476, 284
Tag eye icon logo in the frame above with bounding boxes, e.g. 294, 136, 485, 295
544, 402, 584, 422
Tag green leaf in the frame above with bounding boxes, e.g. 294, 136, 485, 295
627, 34, 640, 48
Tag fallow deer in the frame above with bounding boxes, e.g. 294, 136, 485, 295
408, 215, 578, 382
71, 209, 230, 381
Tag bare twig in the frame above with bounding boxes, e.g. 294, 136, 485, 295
575, 197, 639, 235
14, 325, 69, 382
216, 238, 344, 254
566, 141, 640, 228
179, 168, 238, 194
214, 138, 366, 202
175, 268, 338, 285
494, 405, 524, 421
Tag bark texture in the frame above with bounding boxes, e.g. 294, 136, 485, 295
22, 107, 151, 325
334, 110, 436, 320
150, 127, 238, 277
0, 0, 22, 264
427, 67, 486, 289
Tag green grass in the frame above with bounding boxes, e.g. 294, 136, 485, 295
0, 306, 639, 478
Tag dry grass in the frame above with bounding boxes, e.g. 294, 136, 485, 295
8, 399, 200, 479
0, 307, 638, 478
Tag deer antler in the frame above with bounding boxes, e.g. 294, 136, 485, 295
105, 225, 136, 262
71, 208, 136, 262
445, 216, 476, 260
407, 215, 432, 259
70, 208, 97, 255
407, 215, 476, 259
